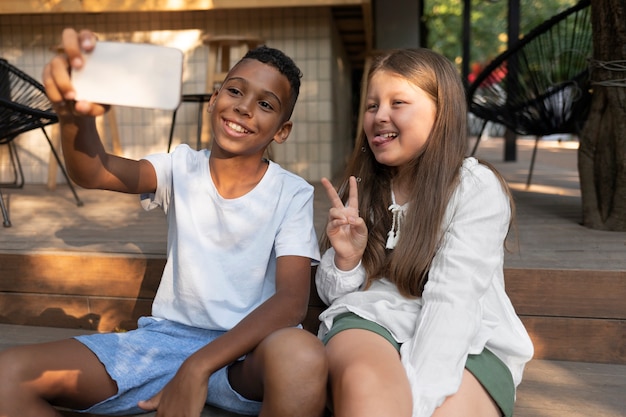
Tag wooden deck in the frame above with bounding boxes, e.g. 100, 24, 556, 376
2, 137, 625, 268
2, 137, 624, 267
1, 322, 625, 417
1, 137, 626, 416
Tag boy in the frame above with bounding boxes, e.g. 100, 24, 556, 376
0, 29, 327, 417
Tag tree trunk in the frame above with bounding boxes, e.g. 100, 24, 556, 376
578, 0, 626, 231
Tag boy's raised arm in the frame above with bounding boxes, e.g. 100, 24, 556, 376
42, 28, 157, 194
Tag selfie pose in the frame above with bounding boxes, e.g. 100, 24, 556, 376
0, 29, 327, 417
317, 48, 534, 417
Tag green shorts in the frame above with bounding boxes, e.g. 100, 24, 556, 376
323, 312, 515, 417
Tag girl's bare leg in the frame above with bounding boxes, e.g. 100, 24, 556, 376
326, 329, 412, 417
0, 338, 117, 417
431, 369, 501, 417
229, 327, 328, 417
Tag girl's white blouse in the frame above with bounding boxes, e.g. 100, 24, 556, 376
316, 157, 534, 417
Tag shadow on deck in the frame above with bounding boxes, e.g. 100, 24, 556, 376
0, 137, 625, 416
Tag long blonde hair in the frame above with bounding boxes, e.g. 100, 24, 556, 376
324, 48, 513, 297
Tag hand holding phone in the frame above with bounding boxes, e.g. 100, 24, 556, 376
71, 41, 183, 110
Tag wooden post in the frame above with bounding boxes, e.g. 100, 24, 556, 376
105, 107, 122, 155
47, 125, 60, 190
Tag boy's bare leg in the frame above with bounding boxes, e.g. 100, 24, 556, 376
0, 338, 117, 417
229, 327, 328, 417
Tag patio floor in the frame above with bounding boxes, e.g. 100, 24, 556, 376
1, 136, 625, 417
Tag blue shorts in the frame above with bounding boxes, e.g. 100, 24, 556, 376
73, 317, 262, 416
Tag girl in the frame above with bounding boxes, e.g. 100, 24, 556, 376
316, 48, 534, 417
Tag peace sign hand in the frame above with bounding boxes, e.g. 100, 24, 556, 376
321, 176, 368, 271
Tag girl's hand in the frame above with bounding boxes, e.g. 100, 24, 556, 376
321, 176, 368, 270
42, 28, 109, 118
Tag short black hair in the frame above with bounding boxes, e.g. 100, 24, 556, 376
242, 45, 302, 120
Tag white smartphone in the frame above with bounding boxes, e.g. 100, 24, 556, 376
71, 41, 183, 110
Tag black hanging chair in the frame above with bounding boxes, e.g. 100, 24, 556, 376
0, 58, 82, 227
467, 0, 592, 187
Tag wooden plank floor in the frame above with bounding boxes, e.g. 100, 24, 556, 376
1, 137, 625, 271
1, 322, 625, 417
1, 137, 626, 416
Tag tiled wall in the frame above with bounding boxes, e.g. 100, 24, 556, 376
0, 7, 353, 184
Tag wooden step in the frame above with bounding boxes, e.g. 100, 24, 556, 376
1, 252, 625, 363
0, 252, 323, 334
2, 323, 625, 417
506, 268, 626, 364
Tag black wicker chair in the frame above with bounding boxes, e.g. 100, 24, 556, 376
0, 58, 82, 227
467, 0, 592, 187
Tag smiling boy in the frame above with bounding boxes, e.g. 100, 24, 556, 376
0, 29, 327, 417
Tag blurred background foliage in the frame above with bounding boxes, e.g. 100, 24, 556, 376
423, 0, 579, 72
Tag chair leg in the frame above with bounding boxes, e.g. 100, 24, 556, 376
0, 142, 24, 227
0, 141, 25, 189
8, 142, 24, 188
470, 119, 489, 156
40, 127, 83, 207
526, 135, 541, 188
168, 109, 178, 153
0, 188, 10, 227
196, 101, 204, 150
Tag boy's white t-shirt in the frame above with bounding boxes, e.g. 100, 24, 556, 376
141, 145, 320, 331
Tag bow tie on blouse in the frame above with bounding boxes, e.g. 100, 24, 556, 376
386, 190, 408, 249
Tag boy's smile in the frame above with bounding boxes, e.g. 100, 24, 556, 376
209, 59, 293, 160
224, 119, 251, 135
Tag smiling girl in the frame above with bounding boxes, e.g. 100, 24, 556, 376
316, 48, 534, 417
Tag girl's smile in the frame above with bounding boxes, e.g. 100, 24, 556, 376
370, 130, 398, 147
364, 70, 436, 168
